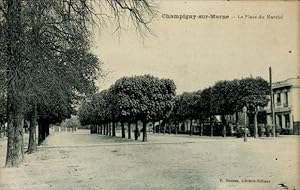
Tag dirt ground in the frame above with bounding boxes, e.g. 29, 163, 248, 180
0, 130, 299, 190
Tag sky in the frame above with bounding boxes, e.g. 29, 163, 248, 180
92, 0, 299, 94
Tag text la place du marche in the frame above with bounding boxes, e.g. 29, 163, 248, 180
161, 14, 283, 20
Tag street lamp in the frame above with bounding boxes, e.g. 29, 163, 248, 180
269, 67, 276, 137
243, 106, 247, 142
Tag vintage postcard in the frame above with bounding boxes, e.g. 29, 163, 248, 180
0, 0, 299, 190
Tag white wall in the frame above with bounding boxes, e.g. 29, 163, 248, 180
290, 87, 300, 122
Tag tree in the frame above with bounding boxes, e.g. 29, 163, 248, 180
22, 0, 101, 149
105, 87, 118, 136
0, 92, 6, 138
110, 75, 176, 142
60, 117, 81, 132
236, 77, 269, 137
172, 92, 199, 135
22, 45, 100, 150
78, 100, 95, 127
210, 80, 239, 137
206, 77, 269, 138
192, 90, 206, 136
0, 19, 6, 138
0, 0, 155, 167
1, 0, 26, 167
110, 76, 144, 139
78, 91, 110, 134
169, 95, 183, 134
198, 87, 214, 136
37, 91, 76, 144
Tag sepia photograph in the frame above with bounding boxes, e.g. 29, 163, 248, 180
0, 0, 299, 189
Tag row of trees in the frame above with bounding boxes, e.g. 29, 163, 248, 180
59, 117, 81, 132
0, 0, 101, 167
0, 0, 155, 167
79, 76, 270, 140
171, 77, 270, 137
79, 75, 176, 142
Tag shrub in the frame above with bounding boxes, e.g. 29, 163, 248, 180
265, 125, 272, 137
275, 125, 282, 136
236, 125, 250, 138
281, 128, 292, 135
60, 117, 81, 130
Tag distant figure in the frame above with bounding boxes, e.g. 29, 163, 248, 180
134, 128, 140, 140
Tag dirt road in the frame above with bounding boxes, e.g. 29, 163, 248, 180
0, 130, 299, 190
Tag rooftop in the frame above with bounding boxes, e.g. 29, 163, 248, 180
273, 77, 300, 89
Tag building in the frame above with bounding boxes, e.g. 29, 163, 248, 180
266, 77, 300, 134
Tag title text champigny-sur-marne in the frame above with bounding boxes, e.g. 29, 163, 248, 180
162, 14, 229, 20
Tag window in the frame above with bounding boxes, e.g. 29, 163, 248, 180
277, 114, 282, 128
284, 114, 290, 128
284, 92, 288, 107
276, 93, 281, 106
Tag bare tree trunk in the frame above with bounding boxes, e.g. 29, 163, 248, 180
2, 122, 6, 138
134, 121, 139, 140
222, 115, 226, 137
210, 116, 214, 137
200, 123, 203, 136
45, 123, 50, 137
152, 121, 155, 134
236, 111, 239, 133
181, 121, 185, 133
175, 122, 178, 135
158, 120, 161, 134
6, 112, 24, 167
108, 122, 111, 136
39, 120, 49, 144
254, 111, 258, 138
112, 121, 116, 136
27, 103, 37, 154
38, 120, 46, 145
190, 119, 193, 136
5, 0, 25, 168
105, 123, 109, 135
128, 122, 131, 139
142, 121, 147, 142
0, 123, 3, 138
90, 124, 97, 134
121, 122, 125, 138
163, 122, 166, 135
168, 122, 171, 134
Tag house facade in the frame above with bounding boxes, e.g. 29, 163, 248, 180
265, 77, 300, 134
